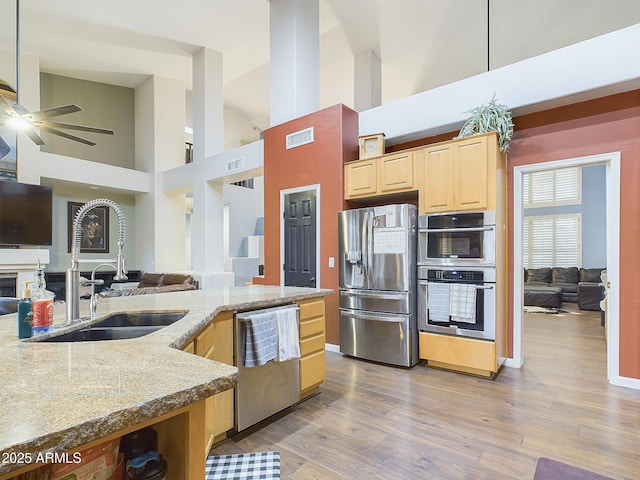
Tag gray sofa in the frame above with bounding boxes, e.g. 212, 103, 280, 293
524, 267, 604, 310
100, 272, 198, 297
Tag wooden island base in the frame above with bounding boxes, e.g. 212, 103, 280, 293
0, 400, 206, 480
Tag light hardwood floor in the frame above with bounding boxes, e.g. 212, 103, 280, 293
211, 306, 640, 479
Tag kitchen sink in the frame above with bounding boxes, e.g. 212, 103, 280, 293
90, 311, 188, 328
34, 310, 188, 343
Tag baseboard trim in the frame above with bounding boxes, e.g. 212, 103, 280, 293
325, 343, 340, 353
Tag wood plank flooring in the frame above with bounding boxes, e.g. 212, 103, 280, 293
211, 306, 640, 479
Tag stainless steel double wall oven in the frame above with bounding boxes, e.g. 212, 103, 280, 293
417, 211, 497, 340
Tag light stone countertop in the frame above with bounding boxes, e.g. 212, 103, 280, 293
0, 284, 332, 477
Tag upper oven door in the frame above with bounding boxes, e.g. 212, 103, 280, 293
418, 211, 495, 266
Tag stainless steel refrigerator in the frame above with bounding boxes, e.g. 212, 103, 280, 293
338, 203, 419, 367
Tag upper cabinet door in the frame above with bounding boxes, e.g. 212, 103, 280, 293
345, 158, 378, 199
379, 151, 414, 193
454, 135, 488, 210
419, 144, 455, 213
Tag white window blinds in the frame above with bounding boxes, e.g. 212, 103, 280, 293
523, 214, 581, 268
523, 167, 581, 207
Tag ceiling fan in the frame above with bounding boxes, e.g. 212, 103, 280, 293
0, 0, 113, 150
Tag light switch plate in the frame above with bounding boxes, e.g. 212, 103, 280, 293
328, 257, 335, 268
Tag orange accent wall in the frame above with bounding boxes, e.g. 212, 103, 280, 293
507, 90, 640, 379
385, 90, 640, 380
258, 104, 359, 345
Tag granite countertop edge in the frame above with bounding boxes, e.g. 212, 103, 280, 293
0, 285, 332, 476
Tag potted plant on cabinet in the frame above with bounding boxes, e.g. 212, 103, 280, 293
455, 94, 514, 152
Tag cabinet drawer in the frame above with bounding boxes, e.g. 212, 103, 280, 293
299, 317, 324, 339
298, 299, 325, 320
300, 333, 325, 357
182, 341, 195, 354
300, 350, 326, 391
419, 332, 497, 372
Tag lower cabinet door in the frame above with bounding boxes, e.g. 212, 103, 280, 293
300, 350, 325, 392
419, 332, 497, 372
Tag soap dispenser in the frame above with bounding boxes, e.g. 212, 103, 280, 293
31, 260, 55, 335
17, 281, 33, 339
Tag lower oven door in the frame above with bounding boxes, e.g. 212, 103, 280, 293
339, 308, 418, 367
418, 279, 495, 340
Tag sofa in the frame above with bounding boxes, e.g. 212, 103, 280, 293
524, 267, 605, 310
100, 272, 199, 297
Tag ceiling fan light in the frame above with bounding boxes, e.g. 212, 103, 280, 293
6, 116, 30, 131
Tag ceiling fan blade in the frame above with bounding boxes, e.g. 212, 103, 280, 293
23, 126, 45, 146
34, 120, 114, 135
29, 104, 82, 120
39, 125, 96, 146
0, 94, 19, 116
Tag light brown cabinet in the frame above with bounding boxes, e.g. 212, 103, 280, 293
419, 332, 497, 376
345, 152, 415, 199
192, 311, 234, 452
415, 133, 497, 214
378, 151, 414, 193
298, 298, 326, 398
344, 158, 378, 198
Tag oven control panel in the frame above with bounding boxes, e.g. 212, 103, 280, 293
427, 269, 485, 282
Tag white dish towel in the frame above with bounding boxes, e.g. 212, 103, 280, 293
449, 284, 477, 324
427, 283, 451, 322
275, 307, 300, 361
244, 311, 278, 367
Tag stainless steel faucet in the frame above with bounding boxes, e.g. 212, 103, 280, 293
87, 263, 116, 319
65, 199, 127, 324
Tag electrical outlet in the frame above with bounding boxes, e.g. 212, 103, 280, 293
328, 257, 335, 268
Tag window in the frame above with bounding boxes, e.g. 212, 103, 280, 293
523, 214, 581, 268
523, 167, 581, 207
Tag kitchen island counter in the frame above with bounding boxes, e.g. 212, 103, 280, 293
0, 285, 332, 478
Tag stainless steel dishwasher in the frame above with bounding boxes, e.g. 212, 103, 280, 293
234, 304, 300, 431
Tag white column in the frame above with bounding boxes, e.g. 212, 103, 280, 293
192, 48, 223, 161
134, 75, 186, 273
354, 49, 382, 112
191, 48, 233, 287
269, 0, 320, 126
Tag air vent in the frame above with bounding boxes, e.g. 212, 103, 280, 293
286, 127, 314, 149
226, 157, 245, 172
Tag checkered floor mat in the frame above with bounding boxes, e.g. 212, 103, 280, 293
206, 451, 280, 480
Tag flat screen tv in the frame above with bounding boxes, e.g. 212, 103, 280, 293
0, 180, 53, 247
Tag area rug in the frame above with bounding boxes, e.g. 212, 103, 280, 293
206, 451, 280, 480
533, 457, 614, 480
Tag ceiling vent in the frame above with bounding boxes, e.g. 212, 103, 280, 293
226, 157, 245, 172
286, 127, 314, 149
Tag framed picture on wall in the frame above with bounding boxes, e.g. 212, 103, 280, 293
67, 201, 109, 253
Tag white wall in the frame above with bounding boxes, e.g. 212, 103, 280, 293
359, 24, 640, 145
223, 177, 264, 258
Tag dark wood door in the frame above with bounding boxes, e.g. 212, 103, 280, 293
284, 190, 317, 287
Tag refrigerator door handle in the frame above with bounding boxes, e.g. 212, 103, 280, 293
367, 211, 374, 286
340, 289, 409, 301
340, 308, 406, 323
361, 210, 369, 287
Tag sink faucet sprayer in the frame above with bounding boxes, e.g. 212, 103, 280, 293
65, 199, 127, 324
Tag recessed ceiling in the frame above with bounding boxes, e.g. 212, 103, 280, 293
1, 0, 639, 146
